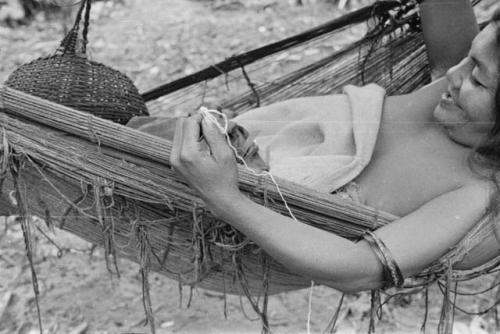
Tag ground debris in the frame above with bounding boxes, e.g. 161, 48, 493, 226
69, 322, 89, 334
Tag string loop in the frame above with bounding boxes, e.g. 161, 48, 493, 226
198, 107, 297, 221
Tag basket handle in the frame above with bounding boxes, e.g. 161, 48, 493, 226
57, 0, 92, 56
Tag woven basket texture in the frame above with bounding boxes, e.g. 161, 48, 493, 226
5, 54, 148, 124
4, 0, 148, 124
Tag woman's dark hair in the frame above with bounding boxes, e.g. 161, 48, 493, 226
472, 8, 500, 167
466, 7, 500, 224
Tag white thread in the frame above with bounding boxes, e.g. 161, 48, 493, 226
307, 280, 315, 334
199, 106, 297, 221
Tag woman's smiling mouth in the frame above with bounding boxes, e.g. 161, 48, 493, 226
434, 91, 469, 126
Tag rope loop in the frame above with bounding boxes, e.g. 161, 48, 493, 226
57, 0, 92, 56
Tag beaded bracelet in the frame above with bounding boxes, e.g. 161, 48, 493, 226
363, 231, 404, 289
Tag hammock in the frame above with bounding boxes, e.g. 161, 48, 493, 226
0, 0, 496, 314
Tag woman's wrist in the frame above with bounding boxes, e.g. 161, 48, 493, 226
203, 188, 249, 220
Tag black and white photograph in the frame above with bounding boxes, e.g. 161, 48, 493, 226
1, 0, 500, 333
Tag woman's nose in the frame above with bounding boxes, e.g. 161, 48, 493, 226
446, 65, 462, 91
446, 57, 471, 91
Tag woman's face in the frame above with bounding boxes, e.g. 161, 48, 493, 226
433, 21, 500, 147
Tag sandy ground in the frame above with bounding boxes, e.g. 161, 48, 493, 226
1, 0, 500, 333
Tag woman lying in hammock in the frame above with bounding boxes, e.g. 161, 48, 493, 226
169, 0, 500, 293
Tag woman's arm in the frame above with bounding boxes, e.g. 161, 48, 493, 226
420, 0, 479, 79
208, 182, 490, 292
170, 115, 493, 293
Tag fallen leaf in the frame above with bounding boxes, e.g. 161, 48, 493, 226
0, 291, 14, 322
69, 322, 89, 334
160, 320, 174, 328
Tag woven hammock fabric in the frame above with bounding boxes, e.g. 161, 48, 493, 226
0, 88, 395, 294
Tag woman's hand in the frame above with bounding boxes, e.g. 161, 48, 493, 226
169, 114, 242, 213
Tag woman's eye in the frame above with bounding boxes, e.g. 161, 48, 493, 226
472, 77, 484, 87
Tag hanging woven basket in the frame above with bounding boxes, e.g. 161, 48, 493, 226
5, 0, 148, 124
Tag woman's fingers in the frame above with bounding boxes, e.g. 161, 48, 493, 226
201, 117, 233, 161
170, 116, 184, 167
171, 112, 234, 171
169, 112, 240, 204
180, 114, 203, 159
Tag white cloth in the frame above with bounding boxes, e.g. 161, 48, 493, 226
233, 84, 386, 193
